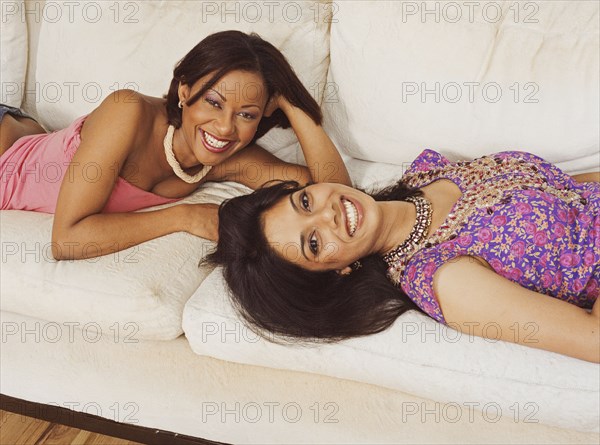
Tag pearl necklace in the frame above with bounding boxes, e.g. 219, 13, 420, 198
163, 124, 212, 184
382, 195, 433, 267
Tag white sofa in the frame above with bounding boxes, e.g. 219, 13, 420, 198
2, 1, 599, 444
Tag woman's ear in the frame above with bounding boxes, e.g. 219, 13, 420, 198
335, 266, 353, 276
178, 82, 191, 104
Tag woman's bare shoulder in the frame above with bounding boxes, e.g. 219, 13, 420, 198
93, 89, 159, 120
82, 90, 161, 144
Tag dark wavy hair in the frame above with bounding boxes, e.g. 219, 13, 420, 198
165, 30, 321, 144
205, 180, 428, 343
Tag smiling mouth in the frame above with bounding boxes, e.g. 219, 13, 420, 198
200, 129, 236, 153
341, 197, 358, 236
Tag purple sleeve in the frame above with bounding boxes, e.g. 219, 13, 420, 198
405, 149, 451, 175
492, 151, 577, 190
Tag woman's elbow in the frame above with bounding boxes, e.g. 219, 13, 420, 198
51, 237, 76, 261
51, 227, 81, 261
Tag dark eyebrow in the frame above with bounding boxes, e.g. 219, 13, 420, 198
210, 88, 262, 110
209, 88, 226, 101
289, 192, 299, 213
289, 193, 309, 261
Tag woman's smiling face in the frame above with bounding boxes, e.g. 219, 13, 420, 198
261, 182, 385, 272
178, 70, 268, 166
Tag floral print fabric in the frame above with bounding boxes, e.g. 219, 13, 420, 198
398, 150, 599, 324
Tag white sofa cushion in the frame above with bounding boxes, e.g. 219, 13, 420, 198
183, 267, 600, 433
1, 0, 28, 107
0, 181, 250, 341
32, 0, 331, 155
323, 1, 600, 174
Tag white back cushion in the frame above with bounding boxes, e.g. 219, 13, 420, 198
33, 0, 331, 152
1, 0, 28, 107
323, 1, 599, 170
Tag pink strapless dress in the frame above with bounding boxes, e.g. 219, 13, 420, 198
0, 115, 180, 213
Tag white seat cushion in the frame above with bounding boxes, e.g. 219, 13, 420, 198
0, 181, 251, 340
183, 267, 600, 433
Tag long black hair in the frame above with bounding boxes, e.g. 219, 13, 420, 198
165, 30, 321, 144
205, 179, 428, 343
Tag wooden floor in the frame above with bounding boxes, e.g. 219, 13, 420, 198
0, 409, 143, 445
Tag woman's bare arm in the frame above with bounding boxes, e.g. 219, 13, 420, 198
278, 98, 352, 186
571, 172, 600, 183
208, 97, 352, 189
433, 256, 599, 363
51, 91, 215, 260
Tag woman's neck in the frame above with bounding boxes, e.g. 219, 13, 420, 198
375, 200, 417, 256
171, 126, 200, 169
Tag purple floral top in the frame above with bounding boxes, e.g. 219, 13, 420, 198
388, 149, 599, 324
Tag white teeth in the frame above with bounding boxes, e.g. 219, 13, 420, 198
203, 130, 229, 148
342, 198, 358, 236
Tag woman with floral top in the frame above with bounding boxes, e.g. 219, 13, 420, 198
208, 149, 599, 363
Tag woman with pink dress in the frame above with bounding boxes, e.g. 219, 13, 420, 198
0, 31, 351, 260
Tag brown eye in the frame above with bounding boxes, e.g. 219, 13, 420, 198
238, 111, 256, 120
205, 98, 221, 109
308, 232, 319, 255
301, 192, 310, 211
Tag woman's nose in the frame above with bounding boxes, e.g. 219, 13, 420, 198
314, 204, 337, 228
214, 113, 235, 136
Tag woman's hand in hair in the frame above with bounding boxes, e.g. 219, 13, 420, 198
182, 203, 220, 241
263, 94, 290, 117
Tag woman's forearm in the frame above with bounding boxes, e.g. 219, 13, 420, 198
281, 101, 352, 186
51, 205, 193, 260
572, 172, 600, 183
